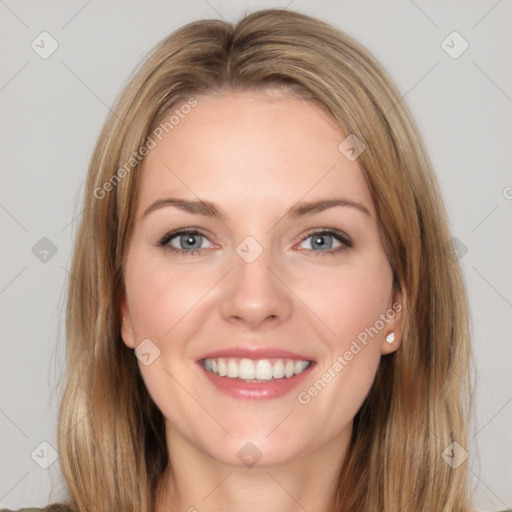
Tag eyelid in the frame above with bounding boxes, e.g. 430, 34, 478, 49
158, 227, 214, 248
295, 227, 352, 248
157, 226, 353, 257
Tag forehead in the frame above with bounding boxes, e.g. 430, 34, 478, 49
137, 90, 376, 219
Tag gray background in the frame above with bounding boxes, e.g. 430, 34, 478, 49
0, 0, 511, 510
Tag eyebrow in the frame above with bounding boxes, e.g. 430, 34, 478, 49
142, 196, 372, 220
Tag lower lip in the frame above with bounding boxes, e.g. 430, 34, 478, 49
198, 362, 315, 400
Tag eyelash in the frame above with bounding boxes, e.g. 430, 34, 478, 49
157, 228, 353, 257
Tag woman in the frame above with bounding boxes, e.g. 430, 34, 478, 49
3, 8, 506, 512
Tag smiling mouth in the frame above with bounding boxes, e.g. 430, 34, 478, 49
201, 357, 313, 381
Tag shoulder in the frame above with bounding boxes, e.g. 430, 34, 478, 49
0, 509, 45, 511
0, 509, 48, 512
0, 506, 71, 512
0, 509, 46, 512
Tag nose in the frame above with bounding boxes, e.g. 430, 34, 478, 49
219, 244, 293, 329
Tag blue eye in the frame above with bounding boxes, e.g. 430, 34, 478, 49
158, 228, 352, 257
297, 229, 352, 255
158, 229, 212, 256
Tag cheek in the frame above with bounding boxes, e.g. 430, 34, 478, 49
294, 258, 393, 432
124, 254, 215, 342
296, 254, 393, 347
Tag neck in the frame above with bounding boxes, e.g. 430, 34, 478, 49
155, 422, 352, 512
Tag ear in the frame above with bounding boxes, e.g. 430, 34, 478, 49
380, 288, 404, 355
120, 294, 135, 349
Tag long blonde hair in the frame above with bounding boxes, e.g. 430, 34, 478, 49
53, 8, 473, 511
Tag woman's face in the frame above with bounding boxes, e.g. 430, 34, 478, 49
120, 89, 403, 467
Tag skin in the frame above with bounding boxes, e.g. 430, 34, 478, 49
120, 89, 404, 512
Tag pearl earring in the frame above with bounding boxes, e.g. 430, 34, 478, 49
385, 333, 395, 344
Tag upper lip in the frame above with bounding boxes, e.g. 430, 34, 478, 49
197, 347, 316, 362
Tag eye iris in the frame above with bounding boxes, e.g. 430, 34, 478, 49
181, 234, 201, 250
312, 234, 332, 250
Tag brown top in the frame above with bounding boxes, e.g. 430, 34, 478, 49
2, 508, 511, 512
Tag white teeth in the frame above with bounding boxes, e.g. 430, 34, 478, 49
284, 360, 295, 378
255, 360, 273, 381
294, 360, 306, 374
238, 358, 255, 380
272, 359, 285, 378
218, 359, 227, 377
202, 357, 311, 381
227, 359, 238, 378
